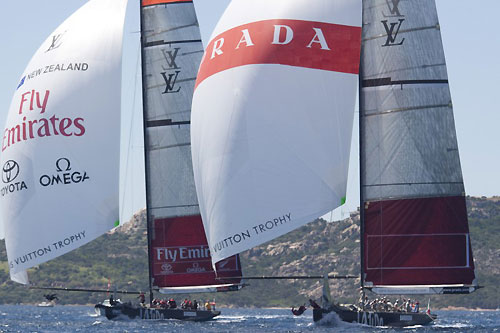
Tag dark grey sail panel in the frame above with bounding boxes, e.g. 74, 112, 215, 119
141, 2, 203, 218
361, 0, 465, 202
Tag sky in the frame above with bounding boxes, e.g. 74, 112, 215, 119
0, 0, 499, 228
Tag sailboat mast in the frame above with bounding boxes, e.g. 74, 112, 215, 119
358, 53, 365, 298
139, 0, 155, 306
358, 2, 366, 300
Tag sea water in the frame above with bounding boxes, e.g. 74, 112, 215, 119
0, 305, 498, 332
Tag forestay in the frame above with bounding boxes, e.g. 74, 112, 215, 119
359, 0, 476, 294
191, 0, 362, 265
0, 0, 127, 284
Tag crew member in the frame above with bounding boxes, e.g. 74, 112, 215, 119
138, 292, 145, 306
413, 301, 420, 313
291, 304, 306, 316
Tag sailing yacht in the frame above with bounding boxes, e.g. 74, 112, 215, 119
1, 0, 241, 322
191, 0, 478, 327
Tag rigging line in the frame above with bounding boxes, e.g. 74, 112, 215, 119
30, 285, 158, 295
120, 39, 143, 224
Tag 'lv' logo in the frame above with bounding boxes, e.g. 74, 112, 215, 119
161, 71, 181, 94
46, 32, 66, 52
160, 47, 182, 93
162, 48, 181, 70
383, 0, 403, 17
381, 19, 405, 47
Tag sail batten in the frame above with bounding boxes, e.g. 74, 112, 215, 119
360, 0, 476, 293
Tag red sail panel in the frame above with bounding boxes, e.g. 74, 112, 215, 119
151, 215, 242, 288
363, 196, 475, 286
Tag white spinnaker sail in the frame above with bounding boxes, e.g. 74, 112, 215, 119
191, 0, 362, 264
0, 0, 127, 284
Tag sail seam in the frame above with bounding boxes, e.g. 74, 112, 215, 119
362, 103, 451, 117
363, 181, 463, 187
370, 284, 471, 287
362, 63, 446, 79
367, 266, 469, 270
364, 193, 466, 202
367, 233, 468, 237
362, 24, 439, 42
148, 143, 190, 151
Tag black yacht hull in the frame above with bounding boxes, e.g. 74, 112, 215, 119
95, 303, 220, 322
313, 304, 437, 327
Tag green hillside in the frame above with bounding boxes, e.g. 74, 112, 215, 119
0, 196, 498, 309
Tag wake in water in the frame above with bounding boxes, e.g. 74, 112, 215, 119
216, 313, 293, 324
315, 311, 353, 329
434, 322, 474, 329
215, 315, 246, 324
1, 306, 496, 332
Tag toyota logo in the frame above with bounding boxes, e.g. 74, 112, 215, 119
2, 160, 20, 183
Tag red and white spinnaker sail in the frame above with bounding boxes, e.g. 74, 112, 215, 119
191, 0, 362, 265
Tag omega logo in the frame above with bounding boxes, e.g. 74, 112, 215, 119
39, 157, 89, 187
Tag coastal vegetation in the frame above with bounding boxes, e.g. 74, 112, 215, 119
0, 196, 498, 309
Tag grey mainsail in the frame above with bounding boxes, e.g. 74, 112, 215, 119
140, 0, 241, 295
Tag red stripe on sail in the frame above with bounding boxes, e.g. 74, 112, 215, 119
151, 215, 242, 288
363, 196, 476, 286
195, 19, 361, 88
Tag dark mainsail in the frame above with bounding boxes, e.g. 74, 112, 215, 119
140, 0, 242, 296
359, 0, 477, 294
